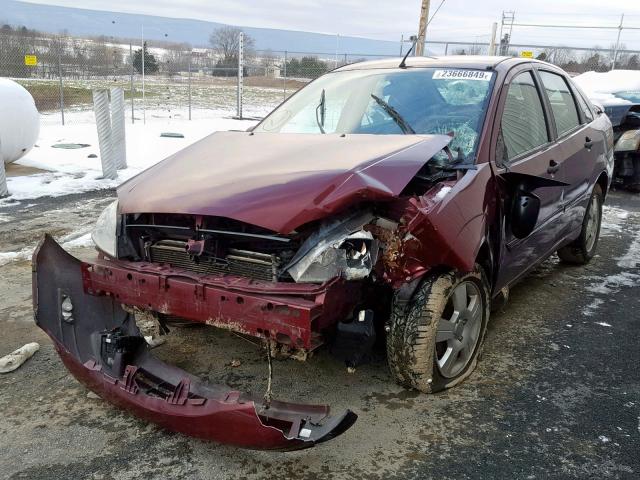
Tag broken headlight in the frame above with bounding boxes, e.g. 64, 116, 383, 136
286, 213, 379, 283
92, 200, 118, 257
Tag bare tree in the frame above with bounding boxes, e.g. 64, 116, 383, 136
209, 26, 255, 63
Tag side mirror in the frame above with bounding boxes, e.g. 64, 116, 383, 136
511, 190, 540, 239
593, 103, 604, 116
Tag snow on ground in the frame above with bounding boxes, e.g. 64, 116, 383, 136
616, 231, 640, 269
1, 107, 258, 205
601, 206, 631, 236
581, 205, 640, 319
574, 70, 640, 106
0, 230, 96, 267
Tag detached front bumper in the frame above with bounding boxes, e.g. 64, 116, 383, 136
32, 235, 356, 450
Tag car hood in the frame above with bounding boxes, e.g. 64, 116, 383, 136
118, 131, 451, 233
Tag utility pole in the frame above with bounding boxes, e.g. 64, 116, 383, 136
415, 0, 430, 57
489, 22, 498, 55
612, 13, 624, 70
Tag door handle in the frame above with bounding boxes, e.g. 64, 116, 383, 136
584, 137, 594, 149
547, 159, 560, 175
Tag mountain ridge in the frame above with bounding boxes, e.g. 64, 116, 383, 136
0, 0, 403, 55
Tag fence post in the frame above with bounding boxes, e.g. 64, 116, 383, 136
283, 50, 288, 101
0, 139, 8, 198
237, 31, 244, 119
188, 51, 192, 121
129, 42, 135, 124
612, 13, 624, 70
92, 90, 117, 180
444, 43, 449, 55
58, 46, 65, 126
110, 87, 127, 170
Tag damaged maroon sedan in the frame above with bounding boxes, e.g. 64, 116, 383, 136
33, 56, 613, 450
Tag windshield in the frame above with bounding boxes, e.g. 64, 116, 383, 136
255, 67, 495, 162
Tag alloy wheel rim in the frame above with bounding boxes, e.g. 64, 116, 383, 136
435, 281, 483, 379
585, 195, 600, 253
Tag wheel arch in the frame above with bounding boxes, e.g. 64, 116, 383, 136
596, 171, 609, 199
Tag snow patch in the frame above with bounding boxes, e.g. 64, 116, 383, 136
601, 206, 632, 237
594, 321, 612, 328
598, 435, 611, 443
0, 247, 33, 266
1, 109, 258, 205
0, 230, 94, 267
574, 70, 640, 99
582, 298, 604, 317
586, 272, 640, 295
617, 234, 640, 269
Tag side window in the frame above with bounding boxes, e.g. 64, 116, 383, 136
574, 87, 594, 122
538, 71, 581, 135
500, 71, 549, 162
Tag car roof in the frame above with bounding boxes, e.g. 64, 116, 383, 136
334, 55, 547, 73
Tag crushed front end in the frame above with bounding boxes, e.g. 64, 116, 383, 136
32, 234, 357, 450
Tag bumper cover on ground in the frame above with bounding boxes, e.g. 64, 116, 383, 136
32, 235, 356, 450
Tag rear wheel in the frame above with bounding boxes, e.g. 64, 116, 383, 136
387, 266, 490, 393
557, 184, 603, 264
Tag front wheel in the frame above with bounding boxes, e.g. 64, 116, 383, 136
557, 184, 603, 264
387, 266, 490, 393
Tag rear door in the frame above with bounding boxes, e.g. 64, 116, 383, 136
491, 66, 568, 290
535, 68, 598, 234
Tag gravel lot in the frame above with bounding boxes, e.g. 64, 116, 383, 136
0, 189, 638, 480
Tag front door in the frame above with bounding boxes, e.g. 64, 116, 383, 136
492, 68, 567, 291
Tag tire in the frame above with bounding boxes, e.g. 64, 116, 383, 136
557, 184, 603, 265
387, 266, 490, 393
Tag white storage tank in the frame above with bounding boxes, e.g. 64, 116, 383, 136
0, 79, 40, 164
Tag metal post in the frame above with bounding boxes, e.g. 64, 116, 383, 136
0, 137, 8, 198
612, 13, 624, 70
237, 31, 244, 119
110, 88, 127, 170
141, 26, 146, 125
335, 33, 339, 68
57, 44, 65, 126
92, 90, 117, 180
188, 51, 192, 121
444, 42, 449, 55
130, 42, 134, 124
283, 50, 287, 101
489, 22, 498, 56
400, 34, 404, 56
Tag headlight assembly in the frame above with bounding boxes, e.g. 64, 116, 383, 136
286, 213, 379, 283
91, 200, 119, 257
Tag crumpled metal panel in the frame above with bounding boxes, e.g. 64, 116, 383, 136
117, 132, 451, 233
32, 235, 357, 450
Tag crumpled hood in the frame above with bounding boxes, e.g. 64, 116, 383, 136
118, 131, 451, 233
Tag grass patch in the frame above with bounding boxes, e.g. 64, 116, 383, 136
16, 81, 143, 112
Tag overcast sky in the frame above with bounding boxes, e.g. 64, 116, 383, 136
22, 0, 640, 49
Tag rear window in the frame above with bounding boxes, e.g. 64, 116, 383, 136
539, 71, 581, 136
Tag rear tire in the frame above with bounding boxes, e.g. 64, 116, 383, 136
387, 266, 490, 393
557, 184, 603, 265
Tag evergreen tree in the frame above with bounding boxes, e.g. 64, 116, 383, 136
133, 42, 159, 74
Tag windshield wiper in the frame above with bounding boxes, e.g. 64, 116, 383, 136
316, 88, 326, 134
370, 94, 415, 134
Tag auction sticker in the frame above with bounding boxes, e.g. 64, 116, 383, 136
432, 69, 493, 81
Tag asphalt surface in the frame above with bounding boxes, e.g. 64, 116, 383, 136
0, 188, 638, 480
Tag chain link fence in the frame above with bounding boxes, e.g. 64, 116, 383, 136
2, 25, 640, 129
